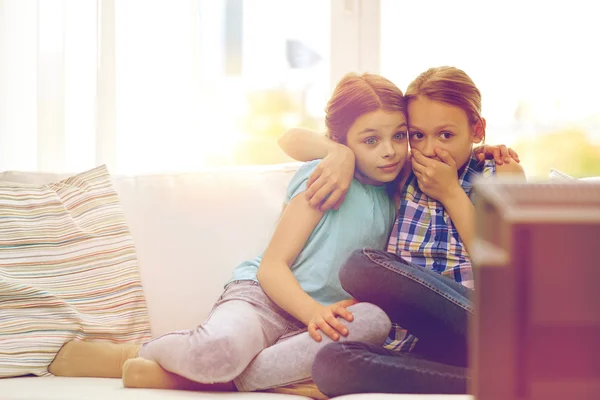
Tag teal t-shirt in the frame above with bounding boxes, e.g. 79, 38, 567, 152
226, 159, 396, 305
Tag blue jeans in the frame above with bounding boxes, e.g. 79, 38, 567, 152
312, 249, 473, 396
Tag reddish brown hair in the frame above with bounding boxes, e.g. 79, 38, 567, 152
325, 73, 405, 144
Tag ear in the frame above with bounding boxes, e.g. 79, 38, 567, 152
472, 118, 486, 144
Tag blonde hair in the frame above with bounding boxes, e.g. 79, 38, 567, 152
325, 73, 405, 144
406, 66, 483, 129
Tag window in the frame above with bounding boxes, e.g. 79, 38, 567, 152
115, 0, 331, 173
3, 0, 598, 177
380, 0, 600, 178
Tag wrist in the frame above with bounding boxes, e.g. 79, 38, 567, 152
325, 140, 347, 156
325, 140, 340, 154
330, 143, 356, 168
441, 183, 464, 205
299, 302, 323, 326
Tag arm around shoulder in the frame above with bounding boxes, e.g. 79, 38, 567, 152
278, 128, 336, 161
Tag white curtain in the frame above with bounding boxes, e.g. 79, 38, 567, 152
0, 0, 206, 174
1, 0, 336, 174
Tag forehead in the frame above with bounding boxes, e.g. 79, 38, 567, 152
351, 109, 407, 132
407, 96, 469, 128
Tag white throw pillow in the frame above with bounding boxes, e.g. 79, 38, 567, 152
549, 168, 600, 182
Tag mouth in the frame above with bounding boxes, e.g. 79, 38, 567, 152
378, 162, 400, 170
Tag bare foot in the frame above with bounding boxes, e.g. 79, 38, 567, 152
122, 358, 236, 392
267, 378, 329, 400
49, 341, 140, 378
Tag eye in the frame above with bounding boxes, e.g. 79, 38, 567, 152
363, 137, 378, 145
409, 132, 424, 140
393, 131, 407, 140
440, 131, 453, 139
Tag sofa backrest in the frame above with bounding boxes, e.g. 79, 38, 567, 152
0, 163, 301, 337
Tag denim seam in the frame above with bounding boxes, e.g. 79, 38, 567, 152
391, 363, 469, 380
341, 345, 468, 381
363, 250, 473, 314
388, 364, 468, 380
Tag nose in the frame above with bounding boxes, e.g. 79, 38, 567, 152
382, 140, 396, 159
421, 138, 436, 158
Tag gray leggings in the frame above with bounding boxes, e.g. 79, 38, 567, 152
139, 280, 391, 392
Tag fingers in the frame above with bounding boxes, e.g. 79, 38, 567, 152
413, 170, 425, 187
413, 170, 428, 191
474, 146, 490, 163
433, 148, 456, 167
331, 304, 354, 323
305, 178, 333, 208
316, 319, 341, 342
308, 322, 322, 342
320, 188, 345, 212
489, 146, 503, 165
499, 145, 511, 164
306, 180, 350, 211
309, 299, 359, 342
411, 149, 438, 168
411, 156, 427, 175
306, 165, 322, 189
305, 175, 327, 203
331, 193, 346, 211
324, 314, 349, 337
310, 184, 335, 209
410, 149, 426, 165
337, 298, 359, 308
508, 147, 520, 163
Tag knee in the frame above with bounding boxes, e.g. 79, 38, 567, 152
312, 342, 367, 397
346, 302, 391, 345
186, 335, 246, 382
339, 249, 389, 297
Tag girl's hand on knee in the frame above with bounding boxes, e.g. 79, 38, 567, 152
307, 299, 358, 342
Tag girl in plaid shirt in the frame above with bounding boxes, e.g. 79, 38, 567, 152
279, 66, 525, 395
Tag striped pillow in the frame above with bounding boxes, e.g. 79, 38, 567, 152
0, 165, 151, 378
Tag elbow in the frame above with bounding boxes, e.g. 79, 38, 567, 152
256, 260, 275, 285
277, 129, 294, 154
256, 258, 290, 286
256, 265, 266, 285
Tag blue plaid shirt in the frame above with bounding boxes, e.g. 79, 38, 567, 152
384, 153, 496, 352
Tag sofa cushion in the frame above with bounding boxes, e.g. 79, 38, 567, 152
0, 376, 473, 399
0, 163, 304, 337
0, 166, 151, 378
0, 376, 312, 399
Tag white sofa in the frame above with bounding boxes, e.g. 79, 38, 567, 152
0, 162, 472, 400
